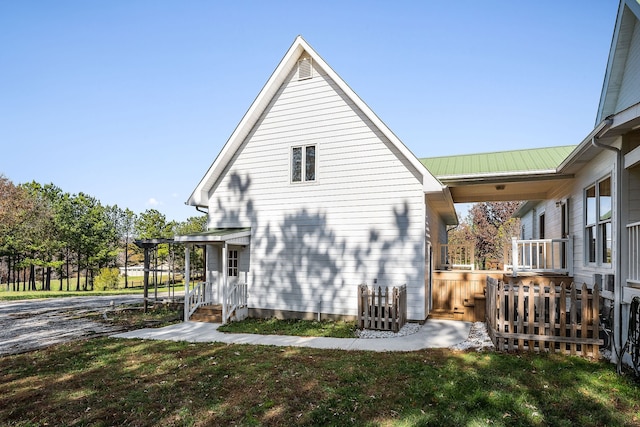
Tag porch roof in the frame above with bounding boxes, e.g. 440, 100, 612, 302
420, 146, 577, 203
174, 227, 251, 244
420, 145, 576, 179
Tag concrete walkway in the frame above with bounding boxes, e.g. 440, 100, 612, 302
111, 319, 471, 352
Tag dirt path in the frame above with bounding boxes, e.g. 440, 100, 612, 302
0, 295, 146, 356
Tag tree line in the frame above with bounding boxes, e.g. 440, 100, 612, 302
0, 175, 207, 292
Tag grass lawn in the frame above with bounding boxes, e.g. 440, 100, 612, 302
1, 338, 639, 426
218, 317, 358, 338
0, 282, 192, 301
0, 274, 187, 301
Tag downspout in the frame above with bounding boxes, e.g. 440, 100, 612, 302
196, 206, 209, 215
591, 118, 623, 364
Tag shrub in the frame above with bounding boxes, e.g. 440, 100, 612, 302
94, 268, 120, 291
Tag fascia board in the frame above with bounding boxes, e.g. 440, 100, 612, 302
596, 1, 626, 123
437, 169, 559, 183
299, 40, 441, 193
626, 0, 640, 19
186, 38, 305, 207
557, 119, 614, 172
187, 35, 444, 205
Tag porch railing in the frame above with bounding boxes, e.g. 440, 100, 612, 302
223, 281, 248, 324
185, 281, 214, 320
438, 243, 475, 270
628, 221, 640, 285
505, 237, 573, 276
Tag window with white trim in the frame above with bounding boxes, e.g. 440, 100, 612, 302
291, 145, 316, 183
585, 176, 612, 264
228, 249, 238, 277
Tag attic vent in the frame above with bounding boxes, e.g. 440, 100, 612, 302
298, 57, 312, 80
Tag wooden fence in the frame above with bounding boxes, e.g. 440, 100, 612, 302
357, 284, 407, 332
486, 277, 602, 358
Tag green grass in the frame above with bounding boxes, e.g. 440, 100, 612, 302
0, 286, 181, 301
1, 339, 638, 426
218, 318, 358, 338
0, 274, 186, 300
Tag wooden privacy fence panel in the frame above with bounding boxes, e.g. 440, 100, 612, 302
358, 284, 407, 332
486, 277, 602, 358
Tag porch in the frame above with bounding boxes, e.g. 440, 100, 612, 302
436, 237, 573, 276
175, 228, 251, 324
432, 238, 574, 322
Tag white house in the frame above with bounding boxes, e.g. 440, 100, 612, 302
177, 1, 640, 365
178, 36, 457, 323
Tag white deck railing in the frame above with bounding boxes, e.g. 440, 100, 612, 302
628, 222, 640, 285
185, 281, 215, 319
223, 282, 248, 324
506, 237, 573, 276
438, 243, 475, 270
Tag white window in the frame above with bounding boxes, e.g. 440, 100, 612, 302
228, 249, 238, 277
585, 176, 612, 264
291, 145, 316, 183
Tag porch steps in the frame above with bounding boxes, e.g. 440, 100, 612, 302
189, 304, 223, 323
431, 271, 574, 322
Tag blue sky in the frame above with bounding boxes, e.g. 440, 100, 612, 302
0, 1, 619, 222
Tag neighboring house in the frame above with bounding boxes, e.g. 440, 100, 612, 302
179, 36, 457, 323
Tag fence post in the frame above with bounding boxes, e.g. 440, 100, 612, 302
357, 285, 362, 329
592, 283, 600, 359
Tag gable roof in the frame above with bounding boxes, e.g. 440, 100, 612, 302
597, 0, 640, 122
421, 145, 576, 181
187, 36, 451, 219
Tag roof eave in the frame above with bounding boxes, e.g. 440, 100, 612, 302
186, 38, 307, 207
557, 118, 615, 172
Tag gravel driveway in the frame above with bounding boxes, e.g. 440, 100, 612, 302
0, 295, 147, 356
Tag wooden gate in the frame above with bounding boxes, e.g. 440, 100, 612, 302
486, 277, 602, 358
358, 284, 407, 332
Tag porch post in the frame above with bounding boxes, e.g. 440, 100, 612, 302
222, 241, 228, 324
184, 245, 191, 322
511, 237, 518, 277
567, 236, 574, 277
143, 246, 150, 313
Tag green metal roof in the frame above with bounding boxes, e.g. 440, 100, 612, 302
420, 145, 577, 178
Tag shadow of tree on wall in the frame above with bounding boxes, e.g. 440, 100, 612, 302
213, 171, 426, 318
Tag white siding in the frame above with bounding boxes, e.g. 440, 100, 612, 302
569, 150, 618, 287
517, 151, 619, 288
616, 14, 640, 114
207, 58, 429, 320
540, 178, 575, 239
520, 209, 534, 240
